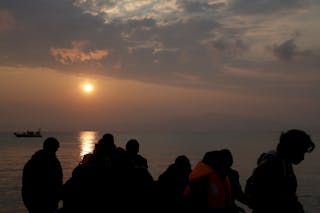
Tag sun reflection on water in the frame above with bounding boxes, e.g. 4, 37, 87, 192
79, 131, 98, 158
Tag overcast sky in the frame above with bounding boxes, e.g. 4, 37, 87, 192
0, 0, 319, 132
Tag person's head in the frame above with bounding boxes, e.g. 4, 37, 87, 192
220, 149, 233, 168
102, 133, 114, 144
126, 139, 139, 154
96, 133, 116, 156
175, 155, 191, 171
43, 137, 59, 154
202, 151, 219, 165
202, 150, 231, 178
277, 129, 315, 164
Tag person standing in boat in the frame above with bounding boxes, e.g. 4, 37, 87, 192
22, 137, 63, 213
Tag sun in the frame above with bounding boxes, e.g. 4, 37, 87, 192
83, 83, 93, 93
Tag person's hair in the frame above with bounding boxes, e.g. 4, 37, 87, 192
126, 139, 139, 154
202, 150, 231, 178
43, 137, 59, 152
202, 151, 220, 166
175, 155, 191, 167
277, 129, 315, 155
102, 133, 114, 143
220, 149, 233, 168
96, 133, 116, 155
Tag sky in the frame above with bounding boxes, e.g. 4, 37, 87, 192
0, 0, 319, 132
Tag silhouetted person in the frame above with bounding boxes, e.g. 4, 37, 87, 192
62, 151, 101, 213
64, 133, 152, 213
157, 155, 192, 212
92, 133, 117, 168
245, 129, 315, 213
185, 150, 234, 213
22, 137, 63, 213
126, 139, 148, 169
111, 139, 155, 213
62, 133, 117, 213
221, 149, 248, 213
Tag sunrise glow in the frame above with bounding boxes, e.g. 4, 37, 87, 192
83, 83, 93, 93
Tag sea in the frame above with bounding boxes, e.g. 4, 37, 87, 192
0, 130, 319, 213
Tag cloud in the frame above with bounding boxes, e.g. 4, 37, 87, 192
50, 40, 109, 64
74, 0, 179, 24
229, 0, 308, 14
0, 0, 319, 97
272, 39, 297, 61
271, 38, 320, 66
0, 0, 110, 66
74, 0, 225, 25
201, 37, 248, 58
176, 0, 225, 13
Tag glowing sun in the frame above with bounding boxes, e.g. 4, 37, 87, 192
83, 83, 93, 93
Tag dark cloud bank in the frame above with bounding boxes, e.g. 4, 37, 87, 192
0, 0, 319, 93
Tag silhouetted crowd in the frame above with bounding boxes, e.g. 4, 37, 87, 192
22, 129, 315, 213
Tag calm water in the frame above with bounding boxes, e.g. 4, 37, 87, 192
0, 131, 319, 213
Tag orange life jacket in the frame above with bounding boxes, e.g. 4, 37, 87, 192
185, 161, 233, 209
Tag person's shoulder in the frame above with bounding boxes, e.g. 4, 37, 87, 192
162, 164, 176, 175
24, 150, 45, 165
136, 154, 147, 161
23, 150, 45, 173
158, 164, 175, 180
229, 168, 240, 178
135, 154, 148, 168
81, 153, 94, 165
257, 151, 281, 165
32, 149, 44, 158
255, 151, 284, 175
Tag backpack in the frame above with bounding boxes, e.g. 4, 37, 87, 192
245, 151, 305, 213
244, 152, 271, 208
